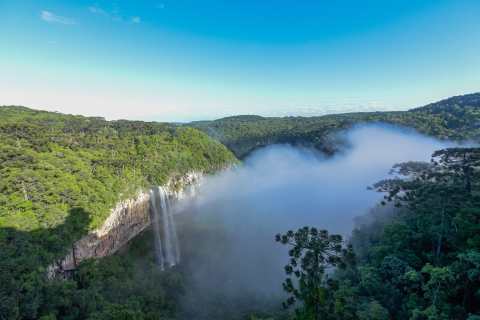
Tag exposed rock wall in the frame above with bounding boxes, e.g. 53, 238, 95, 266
164, 170, 204, 199
47, 171, 205, 280
47, 191, 152, 279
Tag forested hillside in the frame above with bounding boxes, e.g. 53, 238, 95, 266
3, 95, 480, 320
188, 93, 480, 159
0, 105, 238, 319
0, 105, 238, 232
302, 148, 480, 319
5, 143, 480, 319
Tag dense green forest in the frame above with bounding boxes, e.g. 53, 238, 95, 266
0, 105, 238, 232
0, 106, 238, 319
317, 148, 480, 319
1, 220, 292, 320
250, 148, 480, 319
4, 145, 480, 319
3, 95, 480, 320
188, 93, 480, 159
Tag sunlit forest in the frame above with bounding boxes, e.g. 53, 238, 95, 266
2, 94, 480, 319
4, 0, 480, 317
189, 93, 480, 159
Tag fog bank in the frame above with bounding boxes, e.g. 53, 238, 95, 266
174, 124, 459, 295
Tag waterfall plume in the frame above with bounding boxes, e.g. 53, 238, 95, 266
151, 186, 180, 270
165, 189, 181, 262
150, 188, 165, 270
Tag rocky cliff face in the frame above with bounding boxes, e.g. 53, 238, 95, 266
47, 170, 205, 280
164, 170, 204, 200
47, 191, 152, 279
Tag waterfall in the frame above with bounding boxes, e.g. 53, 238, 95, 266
158, 186, 174, 266
165, 191, 180, 262
151, 186, 180, 270
150, 188, 165, 271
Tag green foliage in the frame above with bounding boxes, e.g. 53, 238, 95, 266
189, 93, 480, 159
431, 147, 480, 191
355, 300, 391, 320
1, 210, 291, 320
276, 227, 356, 319
0, 105, 238, 232
5, 95, 480, 319
332, 147, 480, 319
0, 106, 238, 319
86, 302, 145, 320
0, 210, 91, 320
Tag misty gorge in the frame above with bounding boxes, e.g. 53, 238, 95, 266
161, 124, 473, 317
3, 95, 480, 320
5, 1, 480, 318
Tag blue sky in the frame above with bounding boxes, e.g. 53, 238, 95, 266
1, 0, 479, 122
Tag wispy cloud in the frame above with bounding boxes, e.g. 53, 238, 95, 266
88, 6, 105, 14
86, 4, 139, 24
41, 11, 77, 25
49, 40, 57, 44
157, 4, 164, 9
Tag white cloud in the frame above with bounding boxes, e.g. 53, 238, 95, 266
41, 11, 77, 25
87, 4, 141, 24
88, 6, 105, 14
157, 4, 164, 9
49, 40, 57, 44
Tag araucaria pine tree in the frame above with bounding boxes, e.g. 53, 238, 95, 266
276, 227, 356, 320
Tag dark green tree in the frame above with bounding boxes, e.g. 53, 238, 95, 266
431, 148, 480, 192
367, 178, 404, 216
396, 180, 468, 260
86, 302, 145, 320
389, 161, 439, 180
275, 227, 356, 320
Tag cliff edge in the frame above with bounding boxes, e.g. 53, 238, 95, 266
47, 170, 205, 279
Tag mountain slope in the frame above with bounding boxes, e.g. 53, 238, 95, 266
188, 92, 480, 159
0, 106, 239, 232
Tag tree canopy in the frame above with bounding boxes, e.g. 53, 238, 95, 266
334, 147, 480, 319
0, 105, 239, 320
0, 105, 238, 232
188, 93, 480, 159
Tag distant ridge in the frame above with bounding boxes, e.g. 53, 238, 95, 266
188, 92, 480, 158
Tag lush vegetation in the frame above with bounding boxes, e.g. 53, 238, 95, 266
5, 146, 480, 319
275, 227, 356, 319
0, 105, 238, 319
3, 94, 480, 320
1, 215, 293, 320
188, 93, 480, 159
278, 148, 480, 319
0, 105, 238, 232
